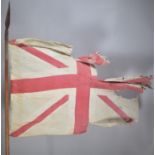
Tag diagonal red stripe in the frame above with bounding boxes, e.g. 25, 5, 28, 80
98, 95, 133, 123
10, 41, 67, 68
10, 95, 69, 137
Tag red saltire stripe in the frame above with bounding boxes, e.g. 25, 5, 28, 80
98, 95, 133, 123
10, 95, 69, 137
74, 62, 91, 134
9, 40, 67, 68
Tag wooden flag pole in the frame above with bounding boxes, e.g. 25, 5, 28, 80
5, 2, 10, 155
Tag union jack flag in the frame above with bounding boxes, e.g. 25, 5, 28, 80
9, 38, 151, 137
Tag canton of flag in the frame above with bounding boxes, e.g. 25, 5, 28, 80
9, 38, 151, 137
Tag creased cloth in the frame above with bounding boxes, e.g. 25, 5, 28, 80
9, 38, 151, 137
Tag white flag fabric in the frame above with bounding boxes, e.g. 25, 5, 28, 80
9, 38, 151, 137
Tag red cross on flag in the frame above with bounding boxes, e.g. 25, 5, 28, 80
9, 38, 151, 137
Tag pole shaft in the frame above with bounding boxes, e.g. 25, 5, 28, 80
5, 2, 10, 155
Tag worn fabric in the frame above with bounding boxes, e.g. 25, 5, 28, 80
9, 38, 151, 137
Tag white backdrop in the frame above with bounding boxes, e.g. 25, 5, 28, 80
2, 0, 153, 155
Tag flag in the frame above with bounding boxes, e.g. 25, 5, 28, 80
9, 38, 151, 137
